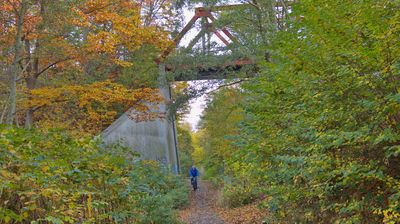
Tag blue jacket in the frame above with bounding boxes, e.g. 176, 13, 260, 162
189, 167, 199, 177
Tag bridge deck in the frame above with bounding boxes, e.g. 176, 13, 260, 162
166, 58, 256, 81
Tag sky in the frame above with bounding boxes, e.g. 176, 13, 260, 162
178, 1, 242, 131
181, 83, 208, 131
179, 7, 212, 131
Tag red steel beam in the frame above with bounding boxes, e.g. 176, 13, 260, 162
213, 30, 230, 46
159, 14, 200, 61
204, 20, 231, 47
158, 4, 255, 63
207, 14, 238, 44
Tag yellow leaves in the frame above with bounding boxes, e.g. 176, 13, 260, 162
87, 31, 118, 53
1, 161, 21, 181
74, 0, 171, 58
41, 188, 62, 199
71, 6, 92, 27
21, 211, 29, 219
23, 80, 162, 135
141, 160, 158, 168
120, 177, 130, 185
375, 209, 400, 224
0, 169, 12, 179
87, 193, 92, 218
114, 59, 134, 67
41, 166, 50, 173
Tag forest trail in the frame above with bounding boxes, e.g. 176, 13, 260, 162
179, 180, 225, 224
179, 179, 267, 224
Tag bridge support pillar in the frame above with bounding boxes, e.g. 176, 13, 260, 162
102, 64, 180, 174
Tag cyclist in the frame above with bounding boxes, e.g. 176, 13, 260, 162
189, 165, 199, 191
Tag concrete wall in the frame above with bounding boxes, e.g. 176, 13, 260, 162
102, 64, 179, 173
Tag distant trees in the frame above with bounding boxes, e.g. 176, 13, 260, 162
177, 123, 195, 174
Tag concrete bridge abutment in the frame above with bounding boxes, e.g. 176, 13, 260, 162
102, 64, 180, 174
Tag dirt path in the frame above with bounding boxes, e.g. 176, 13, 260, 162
179, 180, 224, 224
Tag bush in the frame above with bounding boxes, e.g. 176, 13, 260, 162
0, 126, 188, 223
218, 182, 258, 208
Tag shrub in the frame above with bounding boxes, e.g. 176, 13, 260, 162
218, 183, 258, 208
0, 126, 188, 223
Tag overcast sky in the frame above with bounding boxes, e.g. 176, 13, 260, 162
180, 5, 223, 131
179, 1, 242, 131
178, 7, 201, 131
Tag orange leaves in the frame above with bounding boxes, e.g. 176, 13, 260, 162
0, 0, 41, 42
74, 0, 171, 60
71, 7, 91, 27
0, 3, 13, 12
23, 13, 42, 40
2, 0, 171, 72
23, 81, 163, 135
87, 31, 118, 53
1, 0, 172, 130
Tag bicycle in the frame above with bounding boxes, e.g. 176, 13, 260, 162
190, 176, 198, 191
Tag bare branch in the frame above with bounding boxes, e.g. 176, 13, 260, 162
206, 79, 249, 94
34, 57, 71, 78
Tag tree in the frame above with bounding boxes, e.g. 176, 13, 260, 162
23, 80, 163, 135
227, 0, 400, 222
198, 87, 244, 182
0, 0, 173, 128
193, 0, 400, 222
177, 122, 195, 174
0, 0, 29, 124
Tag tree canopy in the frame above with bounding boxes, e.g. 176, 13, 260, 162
1, 0, 400, 223
196, 0, 400, 223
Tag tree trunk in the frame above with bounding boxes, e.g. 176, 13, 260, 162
25, 76, 37, 128
24, 39, 39, 128
24, 39, 33, 128
25, 0, 44, 128
7, 2, 27, 125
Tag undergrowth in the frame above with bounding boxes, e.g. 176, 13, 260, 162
0, 126, 188, 223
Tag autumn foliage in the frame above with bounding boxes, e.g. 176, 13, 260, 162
0, 0, 172, 128
22, 81, 163, 135
74, 0, 171, 66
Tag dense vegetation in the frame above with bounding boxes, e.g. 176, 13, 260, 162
0, 1, 189, 223
197, 0, 400, 223
0, 0, 175, 131
0, 127, 188, 223
177, 123, 195, 175
2, 0, 400, 223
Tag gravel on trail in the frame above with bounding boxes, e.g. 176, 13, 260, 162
179, 180, 225, 224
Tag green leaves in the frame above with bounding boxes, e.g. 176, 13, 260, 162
374, 128, 400, 145
0, 127, 187, 223
196, 0, 400, 222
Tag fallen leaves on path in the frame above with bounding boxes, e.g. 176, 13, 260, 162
216, 203, 266, 224
179, 180, 224, 224
179, 180, 267, 224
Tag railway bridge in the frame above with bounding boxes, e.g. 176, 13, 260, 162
101, 4, 275, 173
